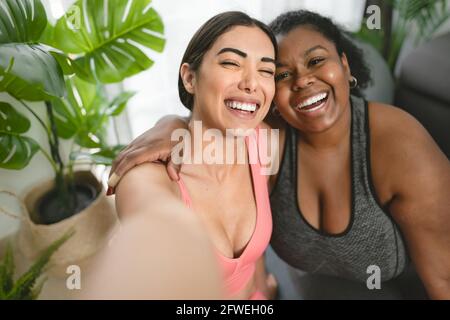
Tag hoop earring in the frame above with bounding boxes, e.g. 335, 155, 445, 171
349, 76, 358, 89
271, 105, 280, 116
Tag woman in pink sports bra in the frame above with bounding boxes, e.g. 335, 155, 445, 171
114, 12, 278, 300
176, 126, 273, 299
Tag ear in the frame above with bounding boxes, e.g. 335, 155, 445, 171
340, 53, 351, 79
180, 63, 196, 94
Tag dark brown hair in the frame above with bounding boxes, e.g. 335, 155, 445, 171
178, 11, 278, 110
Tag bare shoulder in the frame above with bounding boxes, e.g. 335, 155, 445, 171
117, 162, 173, 191
368, 101, 432, 142
368, 101, 450, 199
116, 162, 177, 200
115, 162, 181, 219
368, 101, 447, 160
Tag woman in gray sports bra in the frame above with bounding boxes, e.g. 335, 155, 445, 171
265, 10, 449, 299
108, 10, 450, 299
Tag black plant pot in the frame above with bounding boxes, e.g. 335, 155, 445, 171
18, 170, 118, 277
36, 182, 98, 225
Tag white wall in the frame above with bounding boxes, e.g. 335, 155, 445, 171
0, 94, 69, 238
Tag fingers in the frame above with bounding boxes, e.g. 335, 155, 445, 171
107, 149, 143, 195
166, 160, 181, 181
111, 148, 149, 179
109, 135, 150, 178
109, 145, 133, 178
108, 146, 172, 189
108, 172, 121, 189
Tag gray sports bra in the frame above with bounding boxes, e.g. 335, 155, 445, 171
270, 95, 408, 282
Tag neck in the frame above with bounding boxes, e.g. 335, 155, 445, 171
181, 119, 249, 182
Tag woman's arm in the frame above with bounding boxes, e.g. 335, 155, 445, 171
389, 142, 450, 299
89, 162, 223, 299
371, 104, 450, 299
80, 201, 222, 299
108, 114, 190, 192
108, 114, 283, 192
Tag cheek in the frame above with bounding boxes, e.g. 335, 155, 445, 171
320, 62, 348, 87
274, 85, 291, 109
264, 81, 276, 104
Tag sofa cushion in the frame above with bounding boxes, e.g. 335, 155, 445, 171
399, 33, 450, 105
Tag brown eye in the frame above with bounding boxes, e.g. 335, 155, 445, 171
275, 71, 290, 82
308, 57, 325, 67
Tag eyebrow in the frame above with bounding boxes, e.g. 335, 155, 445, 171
217, 47, 276, 65
304, 45, 328, 57
275, 45, 329, 68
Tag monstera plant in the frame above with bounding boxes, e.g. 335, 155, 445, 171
0, 0, 165, 223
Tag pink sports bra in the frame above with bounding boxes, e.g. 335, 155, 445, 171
175, 127, 273, 299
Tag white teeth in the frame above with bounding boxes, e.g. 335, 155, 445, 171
226, 101, 257, 112
297, 92, 328, 109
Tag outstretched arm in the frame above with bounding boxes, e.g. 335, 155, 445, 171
80, 163, 223, 299
80, 209, 222, 299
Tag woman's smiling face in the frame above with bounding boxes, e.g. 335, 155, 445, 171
274, 26, 352, 133
183, 25, 276, 133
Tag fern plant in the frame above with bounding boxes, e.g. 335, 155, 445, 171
0, 231, 73, 300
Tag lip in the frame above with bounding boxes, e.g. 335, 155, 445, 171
293, 91, 330, 116
293, 91, 329, 108
225, 96, 262, 108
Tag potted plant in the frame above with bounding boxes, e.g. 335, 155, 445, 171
0, 0, 165, 278
355, 0, 450, 73
0, 231, 73, 300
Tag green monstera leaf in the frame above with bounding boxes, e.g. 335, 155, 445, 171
0, 102, 40, 169
0, 44, 65, 101
70, 144, 125, 166
0, 0, 47, 44
52, 76, 134, 148
0, 0, 65, 101
52, 76, 102, 142
48, 0, 166, 84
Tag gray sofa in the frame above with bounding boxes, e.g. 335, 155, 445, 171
395, 32, 450, 159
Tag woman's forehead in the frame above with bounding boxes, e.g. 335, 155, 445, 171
277, 26, 335, 56
208, 26, 275, 57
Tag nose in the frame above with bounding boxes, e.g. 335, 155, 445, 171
238, 69, 258, 93
292, 71, 315, 91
